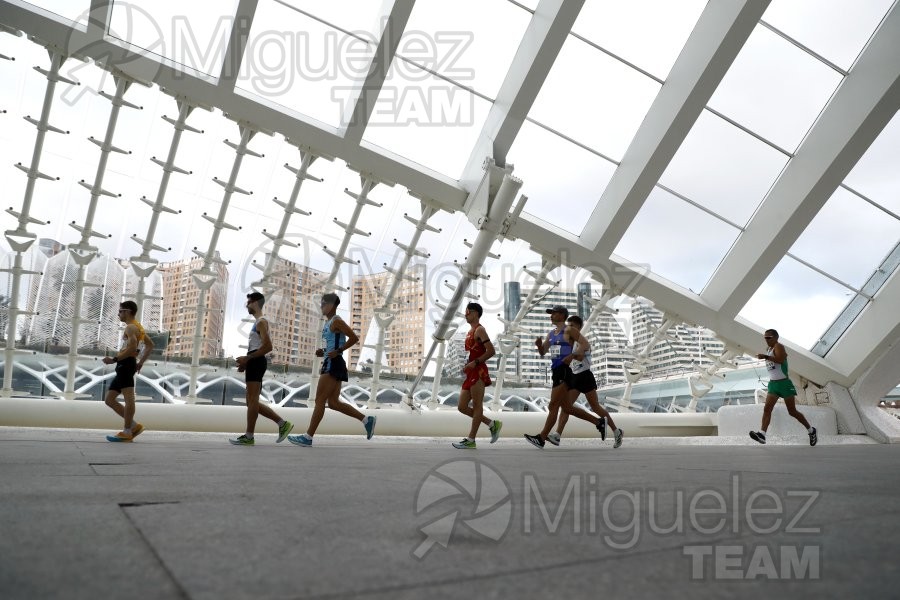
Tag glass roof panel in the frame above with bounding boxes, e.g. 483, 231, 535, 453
362, 62, 491, 179
276, 0, 390, 40
237, 0, 375, 129
708, 24, 843, 153
790, 187, 900, 290
507, 120, 617, 234
614, 187, 741, 293
398, 0, 531, 99
571, 0, 707, 80
22, 1, 90, 23
739, 256, 854, 349
762, 0, 895, 70
659, 110, 790, 226
108, 0, 241, 76
844, 109, 900, 216
510, 0, 539, 11
528, 35, 661, 163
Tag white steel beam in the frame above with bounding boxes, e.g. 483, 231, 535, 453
510, 216, 850, 387
0, 1, 468, 209
829, 268, 900, 382
218, 0, 258, 89
582, 0, 770, 253
460, 0, 583, 189
702, 4, 900, 317
341, 0, 415, 145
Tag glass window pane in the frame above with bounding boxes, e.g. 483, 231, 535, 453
762, 0, 895, 70
507, 121, 617, 234
22, 1, 90, 23
511, 0, 539, 11
739, 256, 854, 349
659, 111, 790, 226
276, 0, 389, 40
844, 110, 900, 216
362, 63, 491, 179
789, 187, 900, 289
571, 0, 707, 80
615, 187, 741, 293
108, 0, 242, 76
708, 25, 842, 152
528, 36, 661, 162
398, 0, 531, 99
237, 1, 374, 128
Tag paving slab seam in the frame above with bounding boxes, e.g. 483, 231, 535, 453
118, 503, 192, 600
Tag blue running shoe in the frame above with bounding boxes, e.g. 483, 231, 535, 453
288, 434, 313, 447
363, 415, 377, 440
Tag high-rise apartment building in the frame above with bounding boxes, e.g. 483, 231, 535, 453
349, 263, 426, 375
501, 283, 630, 387
19, 243, 163, 351
255, 256, 327, 367
629, 297, 725, 377
158, 254, 228, 358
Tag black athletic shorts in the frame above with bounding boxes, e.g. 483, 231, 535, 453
109, 357, 137, 392
245, 355, 267, 383
568, 370, 598, 394
321, 355, 349, 382
551, 364, 573, 388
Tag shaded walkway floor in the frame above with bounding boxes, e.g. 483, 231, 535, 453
0, 427, 897, 599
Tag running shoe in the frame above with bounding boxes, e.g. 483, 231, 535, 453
452, 438, 476, 449
596, 416, 607, 441
131, 423, 145, 439
489, 419, 503, 444
229, 434, 254, 446
363, 415, 377, 440
546, 432, 561, 446
106, 431, 133, 443
749, 431, 766, 445
613, 428, 624, 449
288, 434, 313, 447
277, 420, 294, 443
809, 427, 817, 447
524, 433, 545, 449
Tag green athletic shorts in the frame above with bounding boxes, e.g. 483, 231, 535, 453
768, 378, 797, 398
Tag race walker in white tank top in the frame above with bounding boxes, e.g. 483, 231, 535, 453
765, 346, 788, 381
248, 317, 270, 358
569, 341, 592, 375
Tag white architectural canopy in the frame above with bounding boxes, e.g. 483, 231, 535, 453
1, 0, 898, 412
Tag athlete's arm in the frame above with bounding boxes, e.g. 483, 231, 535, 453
136, 333, 155, 373
568, 327, 590, 360
474, 326, 495, 364
535, 333, 550, 356
327, 317, 358, 358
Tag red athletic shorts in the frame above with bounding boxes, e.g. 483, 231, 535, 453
462, 363, 492, 390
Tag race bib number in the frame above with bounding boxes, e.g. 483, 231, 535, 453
549, 345, 561, 357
